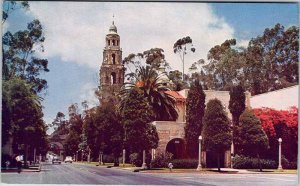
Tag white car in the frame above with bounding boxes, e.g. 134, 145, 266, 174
64, 156, 73, 163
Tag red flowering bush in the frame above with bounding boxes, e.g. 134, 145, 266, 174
253, 107, 298, 162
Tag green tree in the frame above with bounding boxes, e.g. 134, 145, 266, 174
184, 80, 206, 158
3, 78, 47, 167
245, 24, 298, 95
173, 36, 196, 81
229, 85, 246, 127
168, 70, 189, 91
92, 104, 124, 166
202, 39, 246, 91
3, 19, 49, 93
121, 88, 159, 159
202, 99, 232, 171
120, 65, 178, 121
63, 104, 83, 156
235, 109, 269, 171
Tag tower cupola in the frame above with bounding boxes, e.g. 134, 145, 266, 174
109, 21, 117, 34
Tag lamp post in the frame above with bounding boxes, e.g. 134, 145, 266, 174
76, 150, 79, 162
197, 135, 202, 171
278, 138, 283, 170
122, 149, 126, 167
81, 150, 83, 163
141, 150, 147, 169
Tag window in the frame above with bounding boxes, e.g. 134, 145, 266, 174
112, 40, 115, 46
108, 40, 110, 46
112, 54, 116, 64
111, 72, 116, 84
117, 40, 119, 46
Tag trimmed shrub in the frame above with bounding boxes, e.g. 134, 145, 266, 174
171, 159, 198, 169
282, 156, 297, 169
232, 155, 277, 169
103, 154, 114, 163
150, 152, 173, 168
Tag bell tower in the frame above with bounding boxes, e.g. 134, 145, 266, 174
99, 21, 125, 104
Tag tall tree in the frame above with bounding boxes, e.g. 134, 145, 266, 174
3, 78, 47, 167
92, 103, 124, 166
245, 24, 298, 95
173, 36, 196, 81
63, 103, 83, 156
184, 80, 206, 158
235, 109, 269, 171
202, 99, 232, 171
168, 70, 189, 91
121, 88, 159, 156
3, 19, 49, 93
229, 84, 246, 126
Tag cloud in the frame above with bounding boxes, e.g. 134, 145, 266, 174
79, 82, 99, 109
28, 2, 234, 73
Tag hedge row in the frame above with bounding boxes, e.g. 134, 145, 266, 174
232, 156, 277, 169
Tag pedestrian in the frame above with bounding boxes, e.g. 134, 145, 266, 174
15, 155, 22, 173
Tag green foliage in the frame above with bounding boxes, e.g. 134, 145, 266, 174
3, 19, 49, 93
202, 99, 231, 171
246, 24, 298, 94
2, 78, 48, 159
232, 155, 277, 169
235, 109, 269, 157
121, 88, 159, 153
150, 152, 173, 168
173, 36, 196, 81
129, 153, 142, 167
171, 159, 198, 169
229, 85, 246, 126
63, 104, 83, 156
120, 66, 178, 121
168, 70, 189, 91
185, 80, 206, 158
191, 24, 299, 95
202, 99, 232, 152
91, 103, 124, 163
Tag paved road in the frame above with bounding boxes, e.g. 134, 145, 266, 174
1, 163, 297, 185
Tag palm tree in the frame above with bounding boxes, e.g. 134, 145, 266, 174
119, 65, 178, 121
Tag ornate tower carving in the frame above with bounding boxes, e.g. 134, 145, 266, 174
99, 21, 125, 104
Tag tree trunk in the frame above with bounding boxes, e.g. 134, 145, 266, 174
113, 154, 119, 167
217, 153, 221, 172
257, 153, 262, 172
24, 145, 29, 168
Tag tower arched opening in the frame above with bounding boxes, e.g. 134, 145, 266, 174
111, 72, 117, 84
112, 54, 116, 64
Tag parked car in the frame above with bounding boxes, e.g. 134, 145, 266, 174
64, 156, 73, 163
52, 158, 61, 164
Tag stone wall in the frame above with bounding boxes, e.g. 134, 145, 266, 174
151, 121, 185, 155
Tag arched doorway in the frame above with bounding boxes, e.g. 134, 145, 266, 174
166, 138, 186, 159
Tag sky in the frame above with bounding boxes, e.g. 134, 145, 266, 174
3, 2, 298, 134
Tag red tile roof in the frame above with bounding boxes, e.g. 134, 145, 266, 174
165, 91, 186, 102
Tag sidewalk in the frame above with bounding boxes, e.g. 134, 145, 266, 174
1, 164, 41, 173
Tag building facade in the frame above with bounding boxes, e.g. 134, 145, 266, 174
152, 90, 251, 168
98, 23, 253, 168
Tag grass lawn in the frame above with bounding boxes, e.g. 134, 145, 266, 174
246, 169, 297, 174
74, 161, 133, 168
